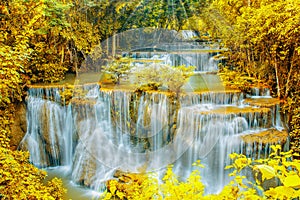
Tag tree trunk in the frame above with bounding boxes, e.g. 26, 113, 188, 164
107, 37, 109, 56
73, 47, 78, 77
75, 59, 78, 77
112, 32, 116, 58
284, 52, 295, 99
60, 46, 64, 66
274, 59, 281, 99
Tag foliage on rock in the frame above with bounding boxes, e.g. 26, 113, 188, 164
104, 173, 159, 200
103, 161, 205, 200
225, 145, 300, 199
218, 66, 263, 93
161, 65, 195, 93
282, 93, 300, 157
289, 108, 300, 157
0, 106, 15, 149
132, 63, 164, 91
59, 84, 74, 105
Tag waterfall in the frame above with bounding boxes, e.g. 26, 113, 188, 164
19, 81, 287, 194
16, 28, 288, 198
19, 87, 72, 167
166, 53, 219, 72
131, 52, 220, 72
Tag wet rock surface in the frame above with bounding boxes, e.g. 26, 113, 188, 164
241, 128, 288, 145
10, 103, 27, 150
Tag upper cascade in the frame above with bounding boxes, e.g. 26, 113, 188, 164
80, 28, 225, 73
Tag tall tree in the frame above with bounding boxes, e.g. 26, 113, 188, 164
200, 0, 300, 153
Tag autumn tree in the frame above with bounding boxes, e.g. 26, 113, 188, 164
0, 0, 94, 197
102, 57, 132, 85
84, 0, 207, 42
115, 0, 206, 31
200, 0, 300, 154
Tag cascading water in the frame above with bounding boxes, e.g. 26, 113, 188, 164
129, 51, 220, 72
101, 28, 223, 73
166, 52, 219, 71
19, 29, 287, 198
20, 81, 287, 197
20, 87, 72, 167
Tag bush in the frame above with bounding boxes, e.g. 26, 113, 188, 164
102, 57, 132, 84
0, 147, 66, 199
103, 145, 300, 200
218, 66, 263, 93
133, 63, 195, 93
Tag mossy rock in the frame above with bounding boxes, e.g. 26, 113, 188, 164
244, 98, 281, 108
241, 128, 288, 145
197, 106, 270, 115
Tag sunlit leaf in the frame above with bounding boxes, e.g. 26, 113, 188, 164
283, 175, 300, 188
254, 165, 275, 181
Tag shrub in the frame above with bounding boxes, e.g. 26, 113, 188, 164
0, 147, 66, 199
102, 57, 132, 84
133, 63, 195, 93
103, 145, 300, 199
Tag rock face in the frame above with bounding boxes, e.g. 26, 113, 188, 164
241, 129, 288, 146
10, 103, 27, 150
240, 128, 288, 160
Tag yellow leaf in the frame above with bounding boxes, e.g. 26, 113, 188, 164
103, 192, 112, 200
116, 191, 125, 199
283, 175, 300, 188
108, 180, 118, 194
225, 165, 233, 170
254, 165, 275, 181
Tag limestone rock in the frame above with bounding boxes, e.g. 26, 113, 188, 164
10, 103, 27, 150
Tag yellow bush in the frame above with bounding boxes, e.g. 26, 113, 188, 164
103, 146, 300, 200
0, 147, 66, 199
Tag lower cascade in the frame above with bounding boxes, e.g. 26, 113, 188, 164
19, 81, 288, 195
